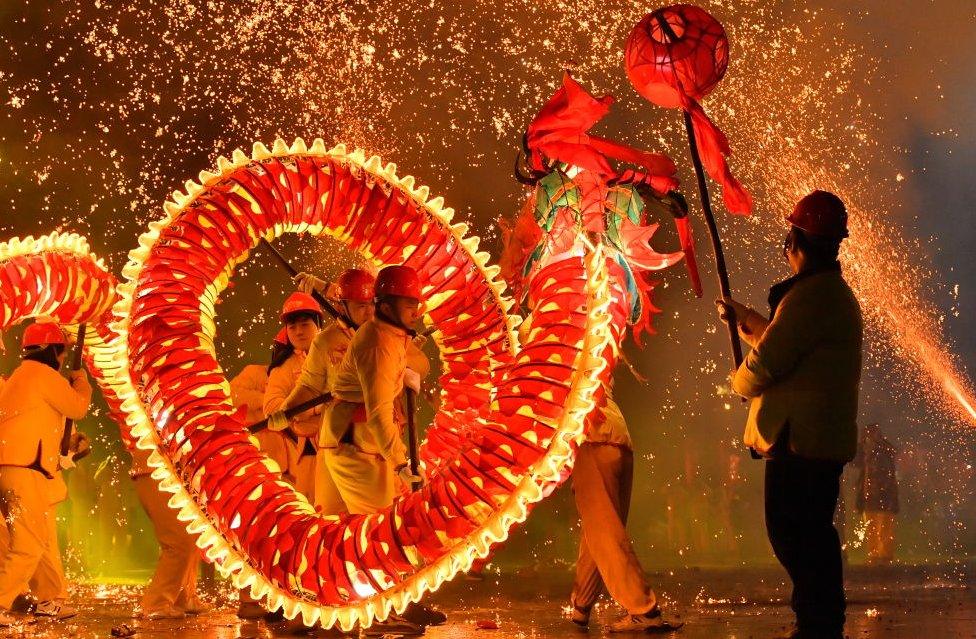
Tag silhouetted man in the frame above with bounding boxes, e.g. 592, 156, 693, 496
717, 191, 863, 639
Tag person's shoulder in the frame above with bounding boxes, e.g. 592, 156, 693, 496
351, 319, 405, 352
231, 363, 265, 383
360, 318, 390, 338
817, 270, 860, 310
284, 350, 306, 370
268, 355, 299, 380
791, 269, 851, 299
348, 318, 379, 346
319, 323, 350, 346
797, 271, 862, 328
19, 359, 59, 380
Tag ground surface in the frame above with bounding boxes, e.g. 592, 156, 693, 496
1, 564, 973, 638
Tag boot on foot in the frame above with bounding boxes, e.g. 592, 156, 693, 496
402, 603, 447, 627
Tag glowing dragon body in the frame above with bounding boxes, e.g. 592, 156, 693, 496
0, 139, 684, 630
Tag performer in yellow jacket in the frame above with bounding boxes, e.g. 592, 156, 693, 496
285, 265, 439, 634
262, 293, 324, 499
0, 425, 88, 620
234, 324, 318, 620
228, 328, 287, 425
717, 191, 862, 639
304, 266, 428, 514
0, 322, 91, 627
285, 268, 376, 514
0, 350, 87, 618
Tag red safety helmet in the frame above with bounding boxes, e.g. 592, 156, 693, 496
337, 269, 375, 303
22, 322, 67, 349
273, 326, 289, 345
375, 265, 422, 301
786, 190, 849, 239
280, 292, 323, 323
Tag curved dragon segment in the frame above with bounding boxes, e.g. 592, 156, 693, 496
89, 138, 620, 629
0, 233, 115, 333
0, 133, 671, 629
0, 141, 660, 629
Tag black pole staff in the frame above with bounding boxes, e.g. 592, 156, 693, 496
248, 392, 334, 434
259, 238, 355, 328
59, 323, 87, 456
681, 110, 743, 369
653, 13, 743, 370
260, 237, 438, 337
405, 385, 420, 486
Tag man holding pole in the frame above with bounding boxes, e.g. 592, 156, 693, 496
716, 191, 862, 639
0, 321, 91, 626
284, 265, 428, 514
280, 264, 439, 635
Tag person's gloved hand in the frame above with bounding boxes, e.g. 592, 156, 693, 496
267, 411, 290, 432
396, 463, 423, 489
714, 297, 750, 324
69, 432, 91, 460
59, 454, 76, 470
292, 272, 327, 295
68, 369, 89, 388
404, 368, 421, 393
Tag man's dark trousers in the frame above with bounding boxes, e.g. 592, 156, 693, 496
765, 454, 846, 634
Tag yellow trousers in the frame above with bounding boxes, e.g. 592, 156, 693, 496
0, 467, 54, 609
0, 485, 67, 604
254, 431, 316, 500
570, 443, 656, 616
322, 445, 394, 515
863, 511, 896, 563
134, 475, 200, 612
313, 449, 347, 515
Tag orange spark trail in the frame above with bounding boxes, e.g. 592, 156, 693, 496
754, 149, 976, 429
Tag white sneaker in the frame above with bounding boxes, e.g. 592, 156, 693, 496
34, 600, 78, 620
609, 607, 683, 633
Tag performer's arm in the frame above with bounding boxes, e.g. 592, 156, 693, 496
737, 308, 770, 347
732, 290, 820, 398
282, 331, 329, 410
283, 332, 330, 411
43, 367, 91, 420
357, 340, 409, 468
